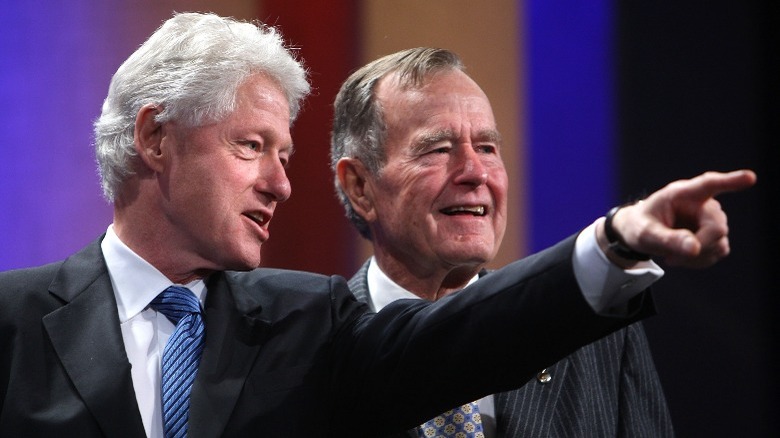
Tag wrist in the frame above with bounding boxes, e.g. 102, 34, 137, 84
604, 203, 652, 262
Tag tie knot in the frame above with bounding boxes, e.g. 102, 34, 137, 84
150, 285, 200, 325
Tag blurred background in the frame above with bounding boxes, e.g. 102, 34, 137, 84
1, 0, 776, 435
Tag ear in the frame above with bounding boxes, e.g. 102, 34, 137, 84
133, 103, 166, 173
337, 157, 378, 223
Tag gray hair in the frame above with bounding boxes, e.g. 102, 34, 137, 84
330, 47, 464, 239
94, 12, 310, 201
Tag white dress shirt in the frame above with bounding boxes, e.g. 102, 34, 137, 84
101, 225, 206, 438
365, 219, 664, 437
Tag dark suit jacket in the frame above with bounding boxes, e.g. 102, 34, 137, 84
0, 234, 654, 437
349, 261, 674, 438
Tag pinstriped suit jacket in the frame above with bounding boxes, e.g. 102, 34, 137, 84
349, 260, 674, 438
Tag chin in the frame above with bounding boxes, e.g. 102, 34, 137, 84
239, 255, 264, 271
442, 252, 491, 267
221, 249, 263, 272
226, 262, 262, 272
444, 242, 493, 259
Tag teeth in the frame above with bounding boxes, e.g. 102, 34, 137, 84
247, 213, 266, 225
442, 206, 485, 216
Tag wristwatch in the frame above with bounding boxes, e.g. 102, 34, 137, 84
604, 203, 652, 261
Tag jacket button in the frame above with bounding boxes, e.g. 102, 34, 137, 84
537, 368, 552, 383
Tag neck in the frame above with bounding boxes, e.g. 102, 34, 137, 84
375, 254, 481, 301
113, 194, 212, 285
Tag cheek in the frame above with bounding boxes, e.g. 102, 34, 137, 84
180, 179, 238, 229
374, 174, 413, 208
397, 169, 443, 200
490, 172, 509, 205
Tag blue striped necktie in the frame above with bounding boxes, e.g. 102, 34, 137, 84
151, 285, 205, 438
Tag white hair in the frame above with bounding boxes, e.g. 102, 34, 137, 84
94, 12, 310, 200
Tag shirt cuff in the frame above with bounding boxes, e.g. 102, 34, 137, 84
573, 219, 664, 314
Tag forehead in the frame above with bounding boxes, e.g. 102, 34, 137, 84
234, 74, 291, 117
219, 74, 293, 143
376, 69, 496, 132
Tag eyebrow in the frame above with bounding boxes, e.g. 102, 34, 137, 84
412, 128, 502, 153
478, 129, 502, 144
415, 129, 455, 148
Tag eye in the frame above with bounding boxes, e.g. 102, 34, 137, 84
476, 144, 497, 154
245, 141, 260, 151
279, 146, 294, 168
427, 144, 451, 154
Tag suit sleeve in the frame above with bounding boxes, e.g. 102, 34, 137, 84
329, 234, 657, 435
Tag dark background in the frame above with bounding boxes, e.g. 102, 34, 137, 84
618, 1, 779, 435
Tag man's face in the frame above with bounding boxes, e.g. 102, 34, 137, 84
160, 74, 293, 272
367, 69, 508, 274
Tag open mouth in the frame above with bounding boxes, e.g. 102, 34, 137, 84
440, 205, 487, 216
244, 212, 269, 227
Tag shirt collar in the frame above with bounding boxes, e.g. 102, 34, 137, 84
366, 256, 479, 311
101, 224, 206, 323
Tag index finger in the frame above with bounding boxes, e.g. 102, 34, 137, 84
674, 169, 757, 202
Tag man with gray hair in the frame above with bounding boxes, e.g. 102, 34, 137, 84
331, 47, 752, 437
0, 12, 754, 438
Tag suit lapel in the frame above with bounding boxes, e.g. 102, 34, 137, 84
43, 238, 146, 436
188, 272, 270, 436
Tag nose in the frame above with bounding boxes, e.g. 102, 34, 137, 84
255, 158, 292, 202
453, 146, 488, 186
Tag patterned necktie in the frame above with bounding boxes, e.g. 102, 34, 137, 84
150, 285, 205, 438
418, 401, 484, 438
